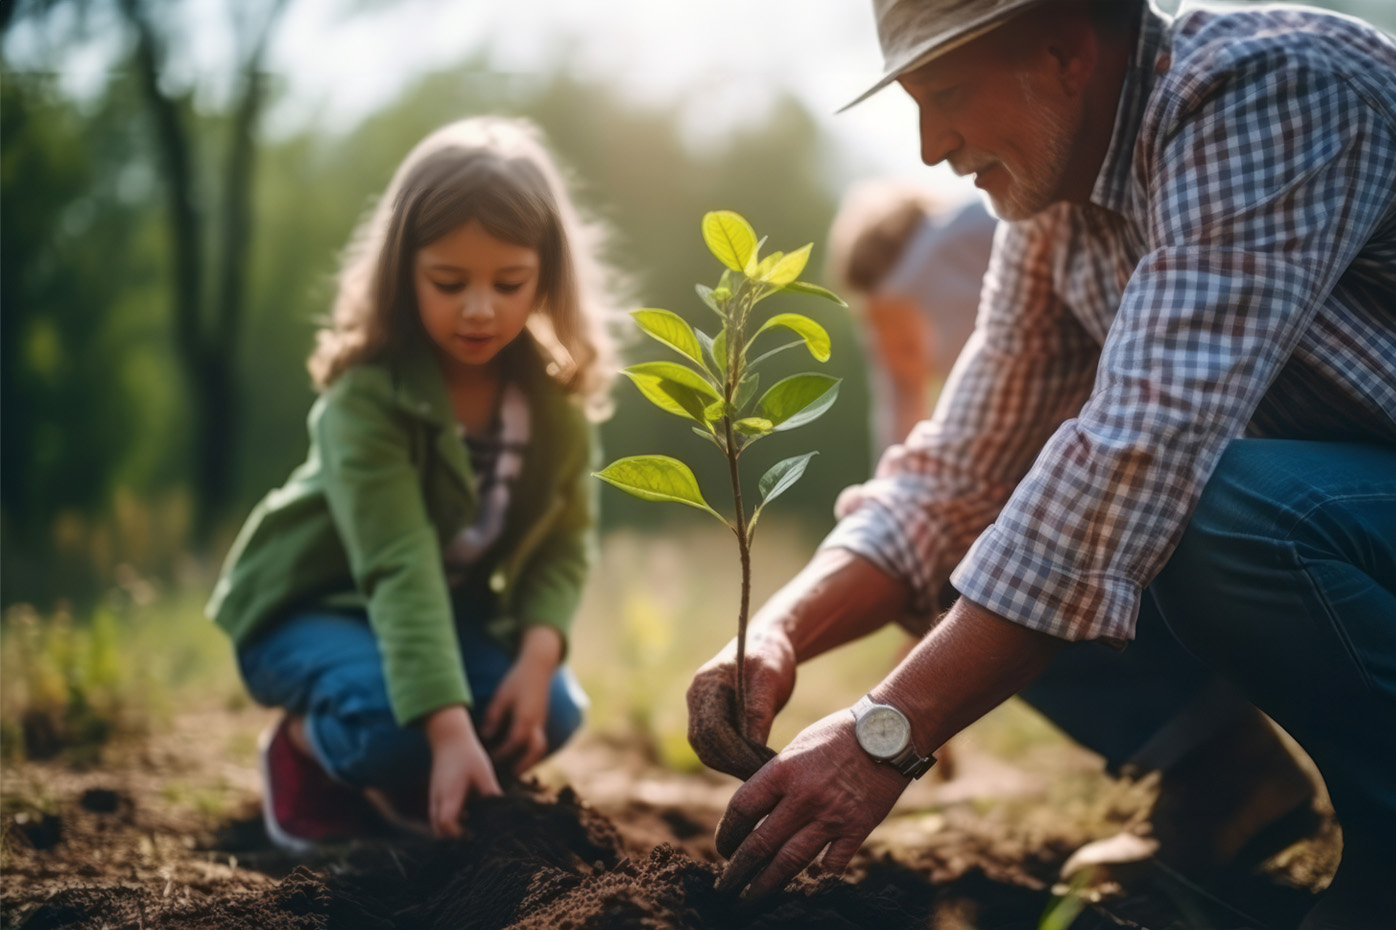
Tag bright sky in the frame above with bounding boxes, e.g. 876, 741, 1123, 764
4, 0, 972, 201
263, 0, 962, 196
18, 0, 1391, 209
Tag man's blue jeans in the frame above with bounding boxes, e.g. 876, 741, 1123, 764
236, 608, 588, 789
1019, 438, 1396, 859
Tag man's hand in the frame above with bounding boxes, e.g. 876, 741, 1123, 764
714, 709, 909, 897
686, 629, 794, 779
423, 704, 502, 839
686, 549, 913, 780
482, 626, 563, 775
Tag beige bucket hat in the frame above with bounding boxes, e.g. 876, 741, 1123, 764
840, 0, 1054, 111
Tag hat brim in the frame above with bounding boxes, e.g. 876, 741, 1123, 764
836, 0, 1052, 113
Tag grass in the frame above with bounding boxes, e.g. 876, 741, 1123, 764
2, 521, 1082, 786
0, 574, 243, 765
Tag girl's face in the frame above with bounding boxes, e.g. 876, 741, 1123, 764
414, 219, 541, 374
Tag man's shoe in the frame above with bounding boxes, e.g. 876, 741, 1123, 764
258, 716, 376, 853
1062, 706, 1318, 881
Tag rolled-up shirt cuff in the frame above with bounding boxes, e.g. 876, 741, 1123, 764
949, 523, 1137, 647
819, 499, 944, 616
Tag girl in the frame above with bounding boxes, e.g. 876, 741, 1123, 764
206, 117, 618, 852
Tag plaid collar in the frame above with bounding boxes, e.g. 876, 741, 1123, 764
1089, 2, 1171, 215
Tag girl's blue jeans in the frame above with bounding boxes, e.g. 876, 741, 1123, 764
236, 606, 587, 789
1018, 438, 1396, 858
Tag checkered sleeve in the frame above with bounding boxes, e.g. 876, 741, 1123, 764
822, 215, 1101, 622
951, 60, 1396, 643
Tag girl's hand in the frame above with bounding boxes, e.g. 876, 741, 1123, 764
481, 626, 563, 775
423, 705, 501, 839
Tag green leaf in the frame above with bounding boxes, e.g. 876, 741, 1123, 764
749, 451, 819, 537
624, 361, 723, 425
696, 328, 722, 379
594, 456, 725, 522
694, 284, 723, 318
762, 243, 813, 286
746, 339, 804, 370
704, 399, 733, 421
758, 373, 842, 431
734, 373, 759, 413
758, 451, 817, 507
753, 251, 783, 279
782, 280, 848, 308
734, 417, 773, 435
754, 313, 830, 362
713, 328, 728, 376
702, 211, 757, 273
632, 309, 709, 373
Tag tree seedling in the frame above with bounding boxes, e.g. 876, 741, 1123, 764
594, 210, 846, 770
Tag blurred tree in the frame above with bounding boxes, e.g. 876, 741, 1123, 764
0, 75, 160, 596
6, 0, 289, 545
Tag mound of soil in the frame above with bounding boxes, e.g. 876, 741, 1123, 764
10, 782, 1067, 930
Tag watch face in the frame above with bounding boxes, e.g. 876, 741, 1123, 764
855, 705, 910, 759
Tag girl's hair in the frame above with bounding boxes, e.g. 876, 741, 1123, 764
309, 116, 619, 419
826, 179, 951, 295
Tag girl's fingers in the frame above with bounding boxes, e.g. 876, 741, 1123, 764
480, 695, 507, 741
515, 728, 547, 774
432, 780, 465, 838
474, 759, 504, 797
495, 719, 530, 764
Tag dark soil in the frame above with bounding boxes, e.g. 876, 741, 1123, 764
6, 782, 1069, 930
2, 713, 1340, 930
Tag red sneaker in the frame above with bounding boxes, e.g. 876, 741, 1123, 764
258, 716, 376, 853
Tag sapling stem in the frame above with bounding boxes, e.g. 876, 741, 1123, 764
724, 284, 756, 738
592, 210, 845, 777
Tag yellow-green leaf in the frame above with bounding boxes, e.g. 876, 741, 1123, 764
701, 211, 757, 272
782, 280, 848, 307
754, 313, 830, 362
734, 417, 773, 435
762, 243, 812, 286
632, 308, 708, 372
624, 361, 722, 425
594, 456, 724, 522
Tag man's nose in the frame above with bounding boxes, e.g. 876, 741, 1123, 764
918, 111, 960, 167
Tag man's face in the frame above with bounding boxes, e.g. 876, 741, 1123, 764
896, 24, 1087, 220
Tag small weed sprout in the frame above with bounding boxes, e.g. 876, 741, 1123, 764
594, 210, 845, 758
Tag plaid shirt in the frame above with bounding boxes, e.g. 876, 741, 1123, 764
825, 3, 1396, 645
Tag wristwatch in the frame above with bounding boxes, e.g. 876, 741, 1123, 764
850, 694, 936, 779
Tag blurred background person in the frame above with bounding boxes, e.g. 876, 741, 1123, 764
827, 181, 996, 457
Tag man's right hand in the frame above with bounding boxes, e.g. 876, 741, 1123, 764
686, 549, 913, 780
686, 628, 796, 779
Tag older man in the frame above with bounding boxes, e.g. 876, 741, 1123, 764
686, 1, 1396, 926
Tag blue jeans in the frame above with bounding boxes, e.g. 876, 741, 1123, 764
1018, 439, 1396, 858
236, 608, 588, 789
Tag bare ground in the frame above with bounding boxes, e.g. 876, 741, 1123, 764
1, 706, 1341, 929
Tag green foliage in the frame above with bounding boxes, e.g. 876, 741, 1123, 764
0, 585, 242, 764
595, 210, 844, 543
594, 210, 845, 729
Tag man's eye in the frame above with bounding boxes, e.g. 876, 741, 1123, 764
432, 281, 465, 294
935, 85, 963, 109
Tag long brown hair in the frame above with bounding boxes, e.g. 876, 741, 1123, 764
309, 117, 619, 418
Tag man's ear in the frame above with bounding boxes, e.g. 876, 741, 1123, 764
1047, 10, 1100, 97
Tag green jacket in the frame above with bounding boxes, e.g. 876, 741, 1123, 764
206, 336, 597, 725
